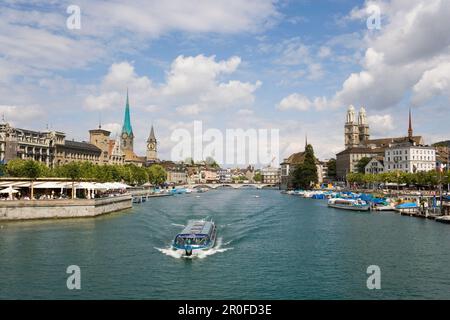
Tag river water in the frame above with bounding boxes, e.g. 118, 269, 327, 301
1, 189, 450, 299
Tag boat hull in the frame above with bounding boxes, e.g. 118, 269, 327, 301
328, 203, 370, 211
372, 205, 395, 211
172, 239, 216, 257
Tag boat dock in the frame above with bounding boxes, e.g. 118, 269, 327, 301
130, 189, 173, 204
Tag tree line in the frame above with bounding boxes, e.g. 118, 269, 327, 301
1, 159, 167, 186
347, 170, 450, 187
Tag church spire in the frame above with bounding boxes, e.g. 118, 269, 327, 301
147, 125, 156, 142
305, 133, 308, 149
408, 108, 413, 139
122, 88, 133, 136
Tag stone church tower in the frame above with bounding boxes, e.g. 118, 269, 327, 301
345, 105, 370, 149
345, 105, 359, 148
146, 125, 158, 162
358, 107, 370, 144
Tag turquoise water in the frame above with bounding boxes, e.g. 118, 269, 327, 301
1, 189, 450, 299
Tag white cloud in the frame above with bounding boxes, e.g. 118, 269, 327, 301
412, 62, 450, 105
0, 105, 45, 122
277, 94, 338, 111
288, 0, 450, 111
237, 108, 254, 115
277, 94, 312, 111
83, 0, 280, 37
85, 55, 261, 114
318, 46, 331, 58
0, 1, 279, 81
367, 114, 394, 135
161, 55, 241, 97
85, 92, 123, 111
176, 104, 201, 116
101, 123, 122, 137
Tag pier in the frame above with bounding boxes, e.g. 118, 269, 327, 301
0, 194, 132, 221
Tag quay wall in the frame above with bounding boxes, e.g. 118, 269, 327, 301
0, 195, 132, 221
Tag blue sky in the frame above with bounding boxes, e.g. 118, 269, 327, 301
1, 0, 449, 165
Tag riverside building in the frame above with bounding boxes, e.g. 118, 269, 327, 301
336, 106, 426, 179
0, 91, 159, 168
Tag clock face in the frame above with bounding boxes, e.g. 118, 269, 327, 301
122, 133, 128, 139
148, 142, 155, 150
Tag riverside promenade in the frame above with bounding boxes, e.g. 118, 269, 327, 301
0, 194, 132, 221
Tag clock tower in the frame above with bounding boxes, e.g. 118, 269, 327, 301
121, 89, 134, 152
146, 125, 158, 162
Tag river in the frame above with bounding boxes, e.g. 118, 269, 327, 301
1, 189, 450, 299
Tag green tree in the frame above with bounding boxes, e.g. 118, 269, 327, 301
22, 160, 43, 199
253, 172, 262, 182
132, 165, 149, 186
205, 156, 220, 169
62, 162, 82, 199
6, 159, 26, 177
291, 144, 318, 189
147, 164, 167, 186
326, 158, 336, 178
356, 157, 371, 174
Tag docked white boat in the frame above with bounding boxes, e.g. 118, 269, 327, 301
328, 198, 370, 211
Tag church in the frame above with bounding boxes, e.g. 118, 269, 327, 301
119, 90, 159, 166
336, 106, 424, 179
89, 90, 159, 167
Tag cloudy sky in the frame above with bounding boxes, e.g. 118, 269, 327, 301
1, 0, 449, 165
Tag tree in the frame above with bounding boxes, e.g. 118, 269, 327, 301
326, 158, 336, 178
184, 157, 194, 165
205, 156, 220, 169
6, 159, 26, 177
132, 165, 149, 186
22, 160, 43, 199
62, 162, 82, 199
254, 172, 262, 182
147, 164, 167, 186
291, 144, 318, 190
356, 157, 371, 174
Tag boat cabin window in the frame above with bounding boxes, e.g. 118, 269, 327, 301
175, 235, 209, 245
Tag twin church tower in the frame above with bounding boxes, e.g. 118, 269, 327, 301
344, 105, 370, 149
120, 90, 158, 164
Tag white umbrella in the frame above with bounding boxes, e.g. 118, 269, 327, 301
0, 186, 19, 200
0, 186, 19, 194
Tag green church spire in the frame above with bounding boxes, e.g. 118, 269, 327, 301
122, 89, 133, 136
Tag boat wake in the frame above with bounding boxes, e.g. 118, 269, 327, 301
155, 237, 232, 260
170, 223, 185, 228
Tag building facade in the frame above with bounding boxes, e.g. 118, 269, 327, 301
384, 143, 436, 173
336, 147, 384, 178
364, 157, 384, 175
0, 121, 104, 167
337, 107, 426, 179
261, 166, 280, 184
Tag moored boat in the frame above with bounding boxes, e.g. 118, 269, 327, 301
327, 198, 370, 211
395, 202, 419, 214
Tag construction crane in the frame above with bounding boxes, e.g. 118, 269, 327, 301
267, 156, 276, 168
